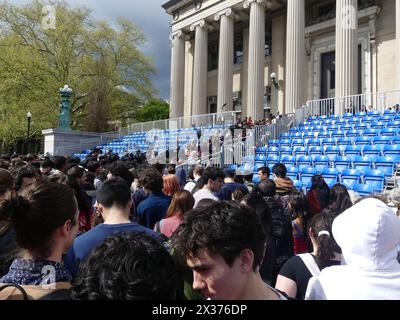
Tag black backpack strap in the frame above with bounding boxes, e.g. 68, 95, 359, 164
0, 284, 29, 300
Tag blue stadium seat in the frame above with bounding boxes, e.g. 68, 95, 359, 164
321, 168, 339, 187
326, 125, 338, 133
373, 136, 393, 145
374, 157, 395, 177
291, 139, 305, 148
355, 112, 367, 118
280, 133, 291, 139
307, 139, 321, 147
317, 131, 331, 139
348, 117, 360, 125
325, 146, 341, 160
331, 131, 346, 138
293, 147, 308, 156
363, 170, 385, 192
256, 147, 267, 155
346, 130, 362, 138
362, 145, 383, 156
353, 183, 374, 196
339, 125, 353, 131
321, 138, 336, 147
334, 156, 352, 172
367, 111, 381, 118
314, 155, 330, 174
364, 129, 380, 137
354, 124, 368, 131
286, 167, 299, 181
267, 147, 280, 156
352, 156, 373, 171
266, 155, 280, 166
344, 145, 362, 156
341, 169, 361, 187
308, 146, 324, 156
337, 138, 352, 152
291, 132, 303, 139
281, 155, 297, 167
363, 117, 376, 125
387, 121, 400, 129
336, 119, 347, 126
280, 146, 293, 156
303, 132, 314, 139
254, 155, 267, 163
380, 128, 397, 137
383, 145, 400, 156
370, 122, 386, 130
297, 156, 314, 172
343, 113, 354, 118
355, 137, 371, 146
393, 136, 400, 145
280, 139, 292, 147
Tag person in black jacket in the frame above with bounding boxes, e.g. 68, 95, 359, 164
256, 179, 294, 286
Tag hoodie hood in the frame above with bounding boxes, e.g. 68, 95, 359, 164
275, 177, 294, 194
332, 198, 400, 272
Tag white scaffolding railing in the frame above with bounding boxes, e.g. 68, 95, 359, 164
296, 90, 400, 123
127, 111, 238, 134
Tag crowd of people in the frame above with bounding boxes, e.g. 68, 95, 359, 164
0, 149, 400, 300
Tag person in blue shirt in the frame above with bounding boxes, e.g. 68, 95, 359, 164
217, 168, 248, 201
136, 167, 171, 229
64, 178, 162, 278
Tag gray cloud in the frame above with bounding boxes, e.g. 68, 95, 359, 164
8, 0, 172, 99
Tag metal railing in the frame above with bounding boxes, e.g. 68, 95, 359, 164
127, 111, 237, 134
54, 130, 122, 156
296, 90, 400, 122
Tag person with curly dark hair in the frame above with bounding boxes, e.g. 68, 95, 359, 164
64, 178, 162, 278
137, 168, 171, 229
71, 232, 178, 300
172, 201, 287, 300
275, 213, 340, 300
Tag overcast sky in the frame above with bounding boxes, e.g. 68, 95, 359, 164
8, 0, 172, 100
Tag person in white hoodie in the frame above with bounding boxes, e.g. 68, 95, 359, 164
305, 197, 400, 300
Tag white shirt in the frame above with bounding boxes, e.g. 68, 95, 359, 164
193, 189, 219, 208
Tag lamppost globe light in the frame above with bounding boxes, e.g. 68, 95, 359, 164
270, 72, 277, 80
27, 112, 32, 119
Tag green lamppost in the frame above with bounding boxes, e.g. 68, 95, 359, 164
58, 84, 73, 130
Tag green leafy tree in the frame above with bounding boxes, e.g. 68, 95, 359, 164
135, 99, 170, 122
0, 0, 155, 146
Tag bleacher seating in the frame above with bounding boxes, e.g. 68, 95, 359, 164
255, 110, 400, 196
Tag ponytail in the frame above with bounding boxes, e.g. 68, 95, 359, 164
308, 214, 336, 269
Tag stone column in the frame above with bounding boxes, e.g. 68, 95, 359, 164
335, 0, 358, 114
169, 30, 186, 119
215, 8, 235, 113
397, 0, 400, 90
190, 20, 211, 116
285, 0, 305, 113
241, 28, 249, 117
243, 0, 266, 122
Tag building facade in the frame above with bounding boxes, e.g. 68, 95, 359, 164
163, 0, 400, 121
